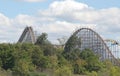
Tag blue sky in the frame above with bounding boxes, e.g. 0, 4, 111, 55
77, 0, 120, 8
0, 0, 120, 44
0, 0, 52, 18
1, 0, 120, 18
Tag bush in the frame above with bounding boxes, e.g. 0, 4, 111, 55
54, 66, 72, 76
86, 71, 98, 76
29, 72, 47, 76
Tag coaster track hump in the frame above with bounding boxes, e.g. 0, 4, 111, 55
18, 26, 36, 44
64, 28, 120, 66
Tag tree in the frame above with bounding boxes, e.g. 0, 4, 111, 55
64, 35, 80, 53
0, 44, 15, 70
57, 54, 69, 67
13, 58, 34, 76
73, 58, 86, 74
54, 66, 72, 76
32, 46, 43, 67
35, 33, 50, 45
43, 44, 56, 56
63, 48, 81, 61
36, 56, 51, 71
98, 60, 120, 76
80, 49, 102, 72
63, 35, 81, 61
12, 43, 35, 76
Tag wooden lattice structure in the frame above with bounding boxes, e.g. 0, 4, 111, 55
64, 28, 120, 66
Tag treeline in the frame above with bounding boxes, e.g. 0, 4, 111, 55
0, 33, 120, 76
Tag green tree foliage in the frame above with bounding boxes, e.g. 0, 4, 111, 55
97, 60, 120, 76
32, 46, 43, 67
37, 56, 51, 71
0, 34, 120, 76
86, 71, 98, 76
35, 33, 56, 56
63, 48, 81, 61
48, 55, 58, 68
0, 44, 15, 70
54, 66, 72, 76
31, 45, 52, 71
64, 47, 103, 74
73, 58, 86, 74
0, 58, 2, 67
29, 72, 47, 76
35, 33, 50, 45
13, 58, 34, 76
57, 54, 68, 67
63, 35, 81, 61
64, 35, 80, 53
12, 43, 35, 76
80, 49, 102, 72
42, 44, 56, 56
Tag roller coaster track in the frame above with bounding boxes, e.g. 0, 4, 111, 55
18, 26, 36, 44
18, 27, 120, 66
64, 28, 120, 66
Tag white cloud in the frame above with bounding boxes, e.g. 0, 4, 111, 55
0, 13, 11, 26
40, 0, 91, 17
12, 14, 36, 27
0, 0, 120, 43
39, 0, 120, 34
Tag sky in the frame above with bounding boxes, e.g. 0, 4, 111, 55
0, 0, 120, 44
